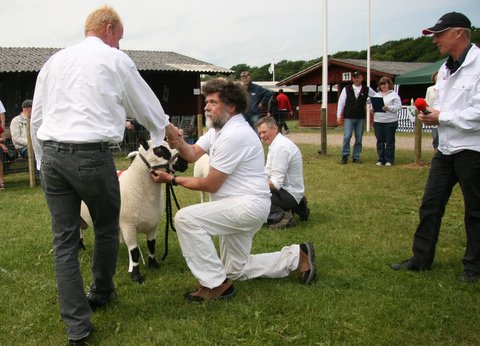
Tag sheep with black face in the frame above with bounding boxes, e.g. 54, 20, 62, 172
80, 140, 187, 283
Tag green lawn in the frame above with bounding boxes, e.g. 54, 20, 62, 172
0, 142, 478, 345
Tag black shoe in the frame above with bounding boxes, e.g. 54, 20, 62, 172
340, 156, 348, 164
293, 197, 310, 221
457, 270, 480, 283
390, 258, 431, 271
68, 326, 93, 345
352, 158, 362, 164
87, 290, 117, 311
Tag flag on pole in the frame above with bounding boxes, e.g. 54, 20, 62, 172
268, 61, 274, 74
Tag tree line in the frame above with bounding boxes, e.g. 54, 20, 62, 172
230, 27, 479, 82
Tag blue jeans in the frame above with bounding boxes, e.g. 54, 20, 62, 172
341, 118, 365, 160
244, 114, 261, 130
411, 150, 480, 273
41, 141, 120, 340
374, 121, 398, 164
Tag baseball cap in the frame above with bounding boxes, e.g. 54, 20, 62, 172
422, 12, 471, 35
22, 99, 33, 108
352, 71, 362, 77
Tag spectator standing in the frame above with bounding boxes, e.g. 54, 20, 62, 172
10, 99, 33, 158
0, 100, 6, 189
0, 125, 6, 190
30, 6, 180, 344
425, 71, 439, 151
336, 71, 376, 164
0, 99, 5, 142
240, 70, 272, 129
267, 91, 280, 126
390, 12, 480, 283
372, 77, 402, 166
151, 78, 316, 302
256, 116, 310, 229
277, 89, 293, 134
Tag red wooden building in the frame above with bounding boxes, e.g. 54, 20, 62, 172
277, 58, 429, 128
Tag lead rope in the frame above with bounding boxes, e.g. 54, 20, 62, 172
162, 182, 181, 260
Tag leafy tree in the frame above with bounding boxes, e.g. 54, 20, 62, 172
228, 28, 480, 80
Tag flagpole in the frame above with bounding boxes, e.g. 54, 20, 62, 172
366, 0, 371, 132
320, 0, 328, 155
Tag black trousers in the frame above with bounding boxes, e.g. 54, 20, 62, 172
412, 150, 480, 273
268, 188, 298, 223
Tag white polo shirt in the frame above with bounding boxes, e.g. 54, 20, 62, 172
196, 114, 270, 200
266, 133, 305, 203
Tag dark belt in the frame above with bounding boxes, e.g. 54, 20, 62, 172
43, 140, 110, 152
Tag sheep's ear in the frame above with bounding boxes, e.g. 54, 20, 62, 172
173, 156, 188, 172
153, 145, 171, 160
126, 151, 139, 160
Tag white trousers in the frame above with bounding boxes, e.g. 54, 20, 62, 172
174, 196, 301, 288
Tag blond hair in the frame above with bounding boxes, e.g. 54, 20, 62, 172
84, 6, 122, 36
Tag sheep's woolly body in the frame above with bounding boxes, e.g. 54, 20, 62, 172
80, 142, 171, 276
193, 153, 210, 203
119, 145, 164, 250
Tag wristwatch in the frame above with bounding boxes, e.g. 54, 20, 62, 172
171, 175, 178, 186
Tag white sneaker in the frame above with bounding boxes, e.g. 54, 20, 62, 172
385, 162, 392, 167
376, 161, 383, 166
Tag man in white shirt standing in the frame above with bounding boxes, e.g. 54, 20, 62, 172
151, 78, 316, 302
256, 116, 310, 229
31, 6, 180, 344
391, 12, 480, 283
336, 71, 376, 164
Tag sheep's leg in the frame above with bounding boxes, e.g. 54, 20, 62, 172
129, 247, 145, 283
147, 239, 160, 269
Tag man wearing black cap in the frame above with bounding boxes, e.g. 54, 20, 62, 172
10, 99, 33, 159
336, 71, 376, 164
391, 12, 480, 283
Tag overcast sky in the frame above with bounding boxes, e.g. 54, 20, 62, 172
0, 0, 478, 69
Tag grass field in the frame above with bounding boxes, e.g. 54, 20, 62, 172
0, 140, 479, 345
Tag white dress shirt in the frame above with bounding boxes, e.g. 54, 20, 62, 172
31, 36, 169, 168
336, 84, 376, 117
265, 133, 305, 203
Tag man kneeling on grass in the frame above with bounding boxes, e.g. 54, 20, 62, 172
256, 116, 310, 229
151, 78, 316, 302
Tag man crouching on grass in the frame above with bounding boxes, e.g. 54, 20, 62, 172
151, 78, 316, 302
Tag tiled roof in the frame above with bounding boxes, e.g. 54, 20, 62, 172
277, 58, 431, 86
334, 58, 430, 75
0, 47, 232, 74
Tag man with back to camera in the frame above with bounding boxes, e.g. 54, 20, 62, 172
256, 116, 310, 229
391, 12, 480, 283
336, 71, 376, 164
150, 78, 316, 302
240, 70, 273, 129
276, 89, 293, 134
31, 6, 181, 344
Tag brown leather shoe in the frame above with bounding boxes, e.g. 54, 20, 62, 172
297, 242, 316, 284
184, 279, 236, 302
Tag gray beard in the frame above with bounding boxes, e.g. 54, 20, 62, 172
207, 109, 230, 130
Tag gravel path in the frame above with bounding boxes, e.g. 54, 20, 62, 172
286, 130, 434, 150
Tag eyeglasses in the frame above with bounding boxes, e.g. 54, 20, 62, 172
240, 74, 250, 78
